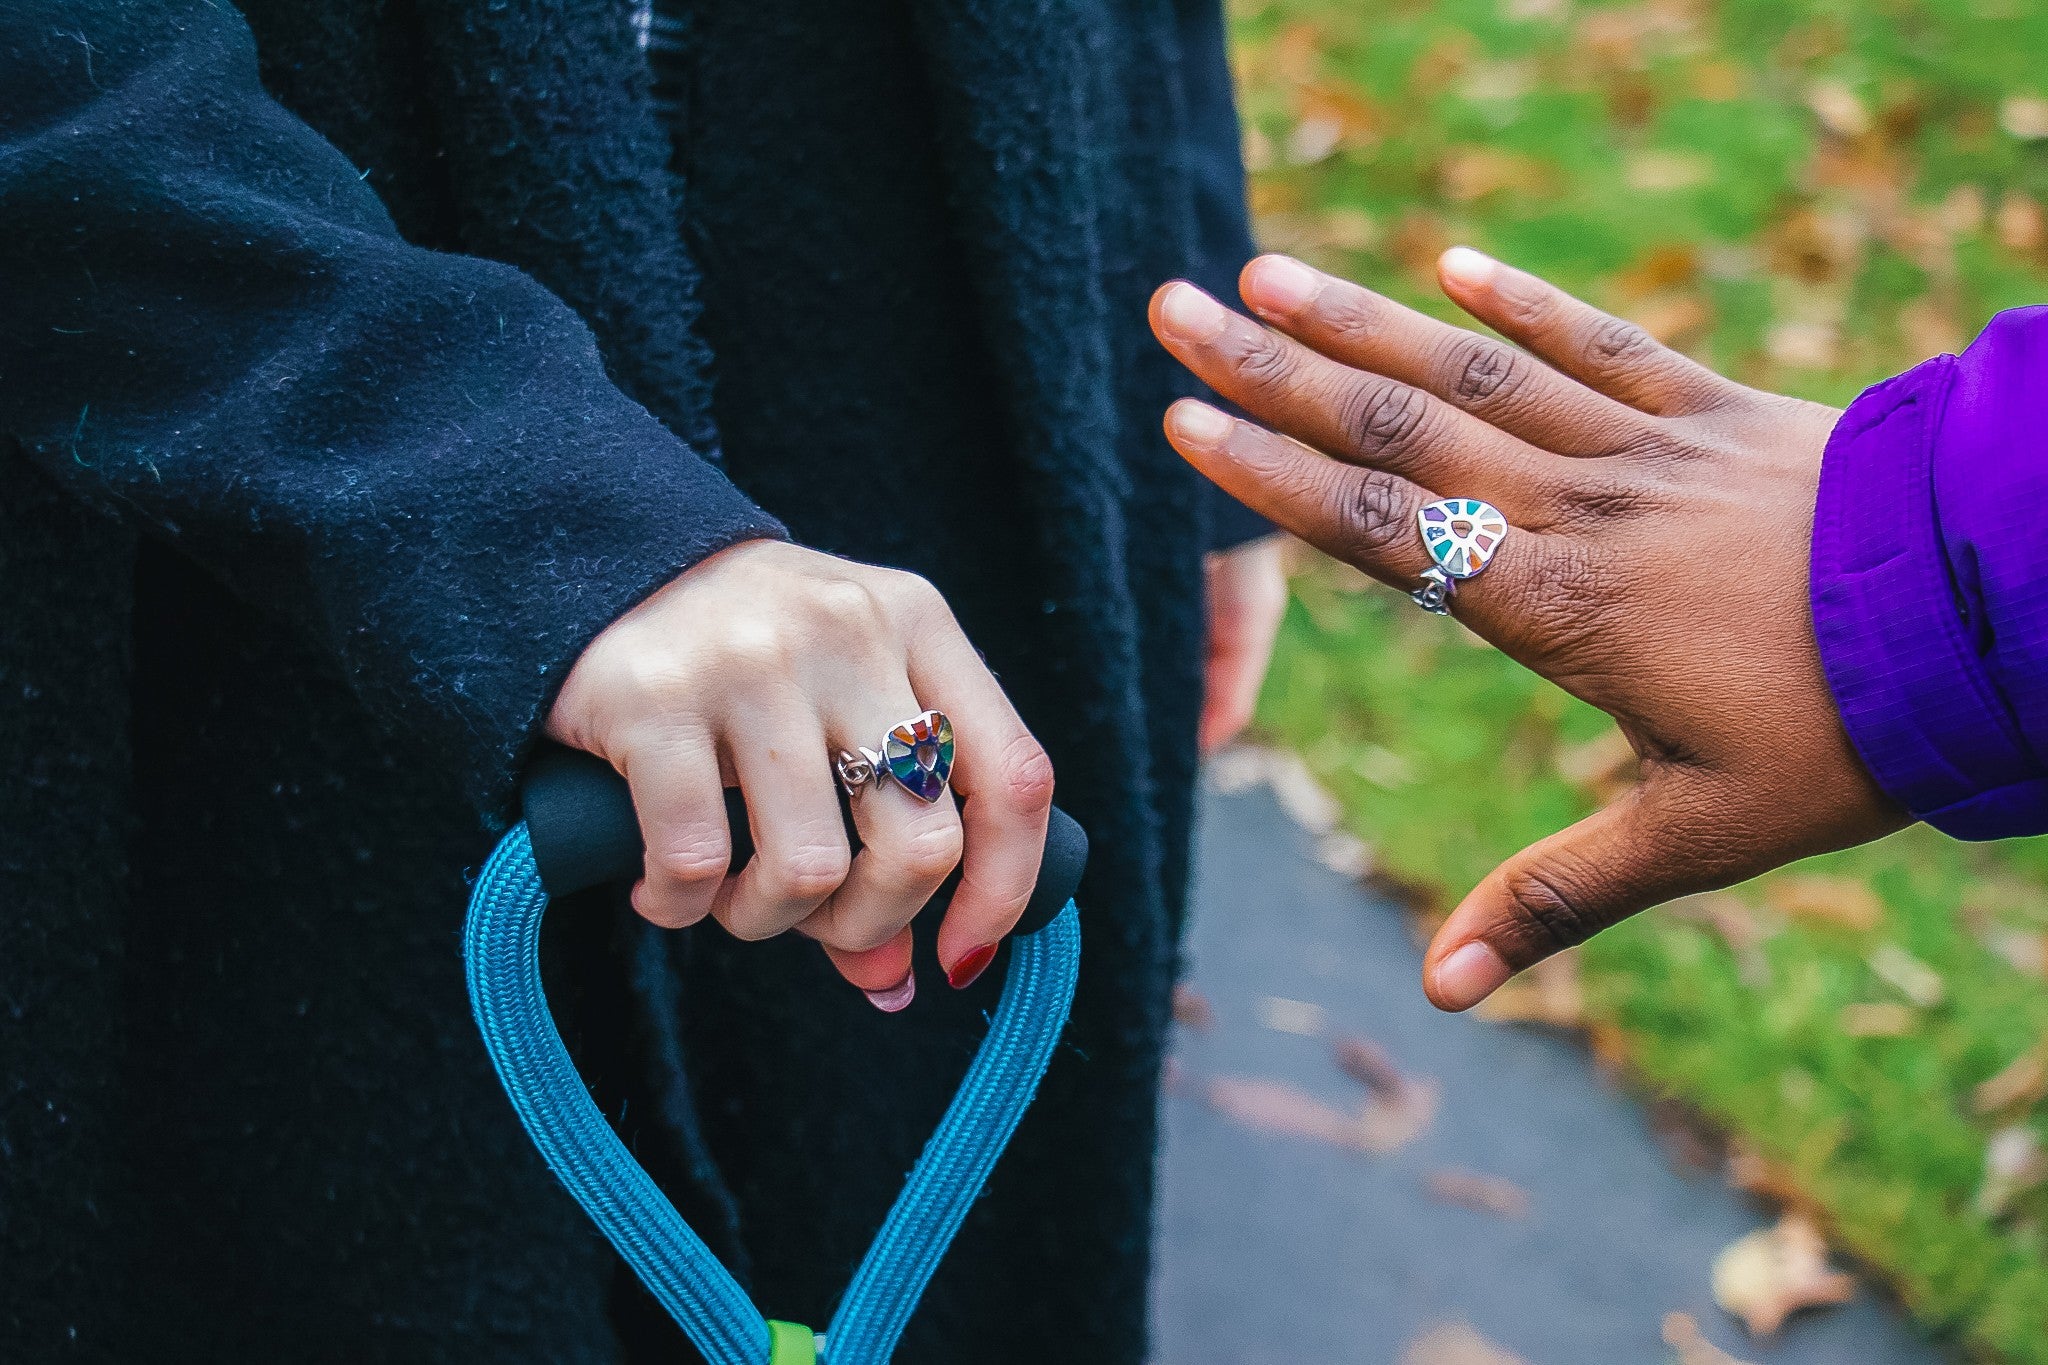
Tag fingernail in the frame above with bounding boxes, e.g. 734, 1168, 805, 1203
1247, 255, 1321, 316
863, 969, 916, 1013
1432, 941, 1510, 1011
1439, 246, 1498, 289
1159, 283, 1230, 342
1167, 399, 1232, 449
946, 942, 999, 991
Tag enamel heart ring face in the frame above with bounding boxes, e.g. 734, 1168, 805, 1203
1417, 498, 1508, 580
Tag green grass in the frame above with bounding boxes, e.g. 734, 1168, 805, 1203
1229, 1, 2048, 1357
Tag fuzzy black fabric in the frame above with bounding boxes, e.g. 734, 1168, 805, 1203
0, 0, 1258, 1360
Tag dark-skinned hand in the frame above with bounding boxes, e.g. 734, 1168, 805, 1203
1150, 247, 1906, 1012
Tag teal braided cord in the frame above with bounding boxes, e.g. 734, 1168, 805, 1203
464, 824, 771, 1365
824, 901, 1082, 1364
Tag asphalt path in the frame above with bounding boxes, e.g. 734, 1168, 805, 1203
1149, 779, 1951, 1365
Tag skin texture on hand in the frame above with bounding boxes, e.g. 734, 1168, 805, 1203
545, 540, 1053, 1003
1202, 535, 1289, 755
1150, 248, 1906, 1012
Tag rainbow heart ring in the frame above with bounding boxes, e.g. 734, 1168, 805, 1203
1412, 497, 1507, 615
836, 710, 955, 803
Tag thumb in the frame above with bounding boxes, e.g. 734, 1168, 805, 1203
1421, 773, 1730, 1012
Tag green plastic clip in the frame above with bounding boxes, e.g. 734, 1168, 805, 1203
767, 1320, 818, 1365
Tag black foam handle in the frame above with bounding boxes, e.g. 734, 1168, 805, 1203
520, 743, 1088, 936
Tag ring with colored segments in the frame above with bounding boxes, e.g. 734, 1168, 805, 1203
1412, 497, 1507, 615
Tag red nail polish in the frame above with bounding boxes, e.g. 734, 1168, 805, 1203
947, 942, 999, 990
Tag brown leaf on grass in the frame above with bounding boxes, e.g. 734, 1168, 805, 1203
1898, 296, 1965, 359
1762, 875, 1883, 933
1629, 287, 1712, 345
1711, 1215, 1857, 1336
2000, 95, 2048, 141
1398, 1321, 1529, 1365
1553, 727, 1638, 803
1662, 1311, 1759, 1365
1665, 892, 1775, 987
1475, 951, 1584, 1030
1437, 146, 1552, 203
1172, 982, 1216, 1032
1972, 1042, 2048, 1116
1724, 1144, 1816, 1216
1868, 943, 1945, 1008
1839, 1002, 1917, 1038
1996, 193, 2046, 254
1805, 79, 1872, 138
1976, 1124, 2048, 1218
1424, 1167, 1531, 1219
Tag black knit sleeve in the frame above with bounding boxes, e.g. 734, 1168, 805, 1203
0, 0, 785, 819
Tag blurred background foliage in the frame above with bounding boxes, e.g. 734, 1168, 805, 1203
1227, 0, 2048, 1358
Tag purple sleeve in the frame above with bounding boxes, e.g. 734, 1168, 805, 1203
1810, 307, 2048, 839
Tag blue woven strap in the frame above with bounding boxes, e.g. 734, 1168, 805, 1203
463, 822, 1081, 1364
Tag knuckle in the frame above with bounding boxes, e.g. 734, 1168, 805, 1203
809, 576, 883, 628
995, 734, 1057, 811
897, 819, 966, 884
767, 841, 852, 904
1318, 287, 1387, 345
1338, 469, 1413, 559
1447, 337, 1526, 407
1494, 278, 1556, 331
1558, 474, 1659, 528
1231, 330, 1299, 391
650, 840, 731, 889
718, 620, 796, 677
1497, 858, 1602, 962
1584, 317, 1657, 369
1341, 379, 1432, 460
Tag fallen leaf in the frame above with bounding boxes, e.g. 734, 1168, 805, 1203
1266, 749, 1344, 834
1625, 150, 1712, 192
1711, 1215, 1857, 1336
1868, 943, 1945, 1008
1202, 1075, 1362, 1148
1973, 1042, 2048, 1115
1665, 893, 1775, 987
1553, 727, 1638, 800
1437, 146, 1552, 202
1172, 982, 1216, 1032
1976, 1124, 2047, 1217
1425, 1167, 1531, 1219
1332, 1034, 1406, 1099
1475, 950, 1584, 1029
1315, 830, 1376, 878
1648, 1098, 1726, 1174
2001, 95, 2048, 141
1724, 1144, 1812, 1213
1763, 875, 1883, 933
1840, 1002, 1917, 1038
1398, 1321, 1529, 1365
1981, 924, 2048, 978
1763, 321, 1840, 370
1996, 193, 2046, 253
1257, 995, 1327, 1036
1805, 79, 1872, 138
1357, 1076, 1441, 1154
1626, 292, 1713, 347
1662, 1311, 1759, 1365
1897, 296, 1965, 359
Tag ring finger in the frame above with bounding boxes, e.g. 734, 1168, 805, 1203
1164, 398, 1551, 637
803, 696, 966, 959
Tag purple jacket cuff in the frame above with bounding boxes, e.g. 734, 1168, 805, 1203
1810, 310, 2048, 839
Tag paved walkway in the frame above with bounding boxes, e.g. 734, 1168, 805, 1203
1149, 781, 1950, 1365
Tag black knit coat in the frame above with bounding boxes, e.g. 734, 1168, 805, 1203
0, 0, 1259, 1360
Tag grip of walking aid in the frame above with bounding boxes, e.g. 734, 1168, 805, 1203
519, 742, 1087, 936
